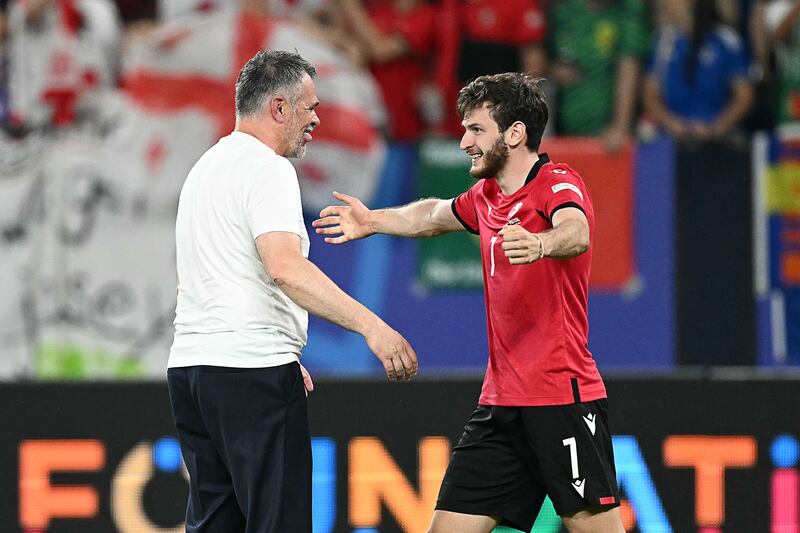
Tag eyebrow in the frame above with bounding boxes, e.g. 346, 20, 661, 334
462, 121, 482, 130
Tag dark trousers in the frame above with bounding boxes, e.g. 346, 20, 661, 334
167, 363, 312, 533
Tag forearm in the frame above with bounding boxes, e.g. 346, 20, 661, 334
272, 258, 381, 336
539, 218, 590, 258
612, 57, 640, 130
712, 82, 753, 134
339, 0, 406, 62
643, 79, 684, 129
371, 199, 457, 238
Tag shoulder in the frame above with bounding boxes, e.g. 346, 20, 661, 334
713, 24, 744, 53
541, 162, 585, 185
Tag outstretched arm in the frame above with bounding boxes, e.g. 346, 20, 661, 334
256, 231, 417, 381
313, 191, 465, 243
499, 207, 590, 264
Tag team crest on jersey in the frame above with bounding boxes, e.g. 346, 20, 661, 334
551, 182, 584, 200
508, 201, 524, 219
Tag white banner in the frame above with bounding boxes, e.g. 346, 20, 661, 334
0, 10, 386, 378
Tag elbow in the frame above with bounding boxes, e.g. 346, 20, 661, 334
574, 231, 590, 256
266, 260, 297, 287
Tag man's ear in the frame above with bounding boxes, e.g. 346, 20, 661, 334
270, 96, 288, 123
505, 121, 527, 149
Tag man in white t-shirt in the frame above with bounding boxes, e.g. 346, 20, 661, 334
167, 49, 417, 532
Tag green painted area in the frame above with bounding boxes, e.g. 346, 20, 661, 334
36, 344, 145, 379
492, 497, 561, 532
417, 139, 483, 291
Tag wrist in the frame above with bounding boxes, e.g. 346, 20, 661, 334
366, 210, 380, 236
532, 233, 546, 260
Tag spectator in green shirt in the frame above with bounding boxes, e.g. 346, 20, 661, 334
548, 0, 650, 151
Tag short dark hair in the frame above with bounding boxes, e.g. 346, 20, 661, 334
235, 50, 316, 118
456, 73, 549, 152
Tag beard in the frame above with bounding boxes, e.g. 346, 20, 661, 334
469, 136, 510, 180
284, 124, 307, 159
284, 113, 309, 159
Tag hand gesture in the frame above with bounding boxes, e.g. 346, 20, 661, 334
499, 225, 544, 265
299, 363, 314, 396
313, 191, 374, 244
364, 322, 418, 382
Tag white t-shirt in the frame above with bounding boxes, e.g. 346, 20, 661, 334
169, 131, 310, 368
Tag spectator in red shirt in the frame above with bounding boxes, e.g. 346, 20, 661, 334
340, 0, 438, 142
436, 0, 548, 136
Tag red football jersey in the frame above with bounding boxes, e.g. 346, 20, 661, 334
452, 154, 606, 406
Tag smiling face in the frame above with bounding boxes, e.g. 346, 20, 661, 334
284, 74, 320, 159
460, 103, 510, 180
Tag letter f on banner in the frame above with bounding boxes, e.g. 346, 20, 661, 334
19, 440, 106, 528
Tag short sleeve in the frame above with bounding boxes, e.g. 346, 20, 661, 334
719, 28, 750, 82
540, 169, 590, 220
452, 182, 481, 234
245, 159, 305, 240
618, 0, 650, 59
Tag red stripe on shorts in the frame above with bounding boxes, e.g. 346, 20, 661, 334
599, 496, 617, 505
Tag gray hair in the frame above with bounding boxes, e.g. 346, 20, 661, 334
235, 50, 316, 119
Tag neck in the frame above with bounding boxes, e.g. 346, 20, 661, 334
496, 150, 540, 196
234, 118, 285, 155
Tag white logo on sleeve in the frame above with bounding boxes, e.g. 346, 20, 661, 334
583, 413, 596, 435
571, 478, 586, 497
551, 182, 584, 201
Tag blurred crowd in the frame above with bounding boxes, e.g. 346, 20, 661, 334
0, 0, 797, 148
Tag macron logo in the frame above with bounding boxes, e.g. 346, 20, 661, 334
583, 413, 596, 435
571, 478, 586, 497
551, 182, 583, 201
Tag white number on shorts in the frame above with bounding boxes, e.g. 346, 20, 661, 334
562, 437, 579, 479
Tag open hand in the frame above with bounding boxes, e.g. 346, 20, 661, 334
364, 322, 418, 382
312, 191, 374, 244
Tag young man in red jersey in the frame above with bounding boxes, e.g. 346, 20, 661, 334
313, 73, 624, 533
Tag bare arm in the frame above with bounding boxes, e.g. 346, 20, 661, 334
499, 207, 590, 264
602, 57, 640, 151
338, 0, 409, 63
256, 231, 417, 381
643, 76, 690, 138
20, 0, 55, 26
709, 79, 754, 136
313, 192, 465, 242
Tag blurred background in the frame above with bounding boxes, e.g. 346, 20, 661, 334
1, 0, 799, 531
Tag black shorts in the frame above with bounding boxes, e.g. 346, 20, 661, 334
167, 363, 311, 533
436, 399, 620, 532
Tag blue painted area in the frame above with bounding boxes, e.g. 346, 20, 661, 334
613, 435, 673, 532
352, 529, 380, 533
312, 437, 337, 533
771, 434, 800, 468
153, 437, 182, 473
302, 140, 675, 375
